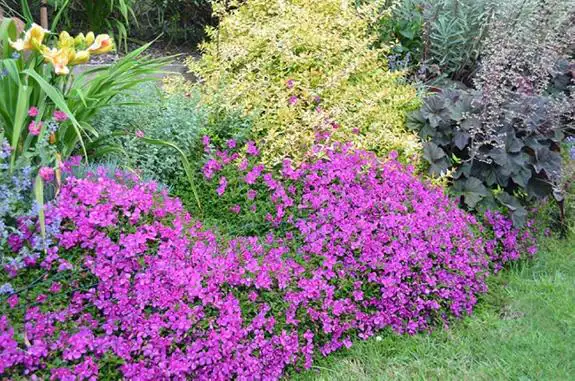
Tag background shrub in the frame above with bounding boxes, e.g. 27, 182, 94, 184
407, 0, 575, 225
131, 0, 216, 46
369, 0, 491, 85
184, 0, 421, 166
408, 89, 568, 226
92, 83, 252, 191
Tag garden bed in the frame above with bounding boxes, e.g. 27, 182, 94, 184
0, 0, 573, 379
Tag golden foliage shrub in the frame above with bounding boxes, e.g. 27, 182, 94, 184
184, 0, 421, 165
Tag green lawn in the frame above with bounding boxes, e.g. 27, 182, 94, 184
293, 236, 575, 381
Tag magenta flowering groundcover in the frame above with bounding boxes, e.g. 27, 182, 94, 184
0, 144, 534, 380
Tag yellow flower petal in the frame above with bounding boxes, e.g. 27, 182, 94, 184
85, 32, 95, 46
42, 47, 74, 76
74, 33, 86, 47
9, 39, 26, 51
70, 50, 90, 65
26, 23, 49, 51
58, 31, 75, 48
88, 34, 114, 55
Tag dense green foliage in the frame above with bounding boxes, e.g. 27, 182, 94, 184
406, 0, 574, 225
131, 0, 216, 45
372, 0, 490, 84
1, 0, 574, 378
92, 84, 252, 191
0, 19, 169, 167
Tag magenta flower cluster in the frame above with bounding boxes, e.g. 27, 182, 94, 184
483, 210, 538, 272
0, 142, 536, 379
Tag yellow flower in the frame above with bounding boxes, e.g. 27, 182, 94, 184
87, 34, 114, 55
58, 31, 75, 49
9, 23, 48, 52
42, 47, 75, 75
74, 33, 86, 47
85, 32, 95, 46
70, 50, 90, 65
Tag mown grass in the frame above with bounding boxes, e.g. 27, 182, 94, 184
292, 235, 575, 381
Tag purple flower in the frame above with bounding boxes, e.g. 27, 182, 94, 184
7, 294, 18, 308
202, 135, 211, 146
286, 79, 295, 89
28, 107, 39, 117
39, 167, 55, 182
53, 110, 68, 123
28, 121, 42, 136
246, 141, 260, 156
247, 189, 257, 200
217, 176, 228, 196
288, 96, 298, 106
135, 130, 145, 138
0, 144, 537, 379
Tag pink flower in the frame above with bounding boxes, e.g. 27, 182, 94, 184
39, 167, 55, 182
230, 204, 241, 214
53, 110, 68, 122
286, 79, 295, 89
246, 141, 259, 156
135, 130, 145, 138
238, 158, 249, 171
247, 189, 257, 200
7, 294, 18, 309
227, 139, 237, 149
288, 96, 298, 106
28, 106, 39, 117
49, 282, 62, 293
216, 176, 228, 196
202, 135, 210, 146
28, 121, 42, 136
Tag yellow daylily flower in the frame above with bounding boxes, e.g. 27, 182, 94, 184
74, 33, 86, 47
58, 31, 75, 49
85, 32, 95, 46
42, 47, 75, 75
9, 23, 48, 52
70, 50, 90, 65
87, 34, 114, 55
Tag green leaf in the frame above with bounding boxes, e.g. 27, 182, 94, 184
533, 147, 561, 178
10, 85, 31, 170
23, 69, 90, 160
139, 137, 202, 213
34, 174, 46, 250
